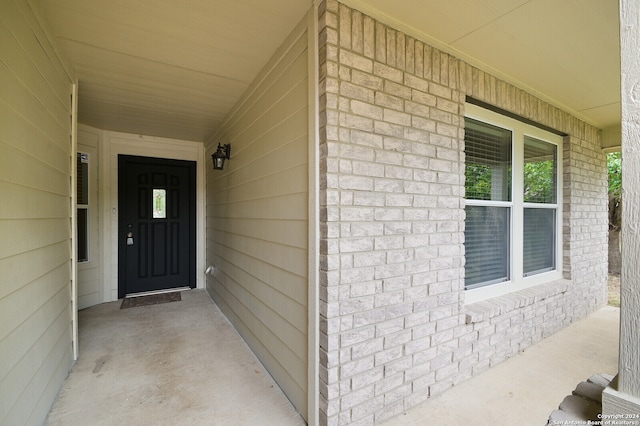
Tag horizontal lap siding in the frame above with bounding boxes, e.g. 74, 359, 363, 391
0, 0, 74, 425
206, 20, 310, 420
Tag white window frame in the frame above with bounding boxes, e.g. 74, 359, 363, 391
464, 103, 563, 304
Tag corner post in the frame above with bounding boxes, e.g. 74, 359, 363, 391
602, 0, 640, 416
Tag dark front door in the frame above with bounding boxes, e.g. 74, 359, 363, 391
118, 155, 196, 298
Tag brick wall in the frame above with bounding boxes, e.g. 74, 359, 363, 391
317, 1, 608, 424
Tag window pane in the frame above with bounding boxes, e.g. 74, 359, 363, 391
465, 118, 512, 201
524, 137, 556, 203
464, 205, 510, 289
77, 152, 89, 205
77, 208, 89, 262
523, 208, 555, 276
153, 189, 166, 219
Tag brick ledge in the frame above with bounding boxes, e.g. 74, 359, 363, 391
464, 279, 571, 324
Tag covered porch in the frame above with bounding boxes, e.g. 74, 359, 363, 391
45, 289, 619, 425
4, 0, 640, 424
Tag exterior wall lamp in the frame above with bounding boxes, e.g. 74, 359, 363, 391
211, 143, 231, 170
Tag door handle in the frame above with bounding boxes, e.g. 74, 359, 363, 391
126, 231, 134, 246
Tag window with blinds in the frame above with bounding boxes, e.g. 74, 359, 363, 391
464, 105, 561, 293
77, 152, 89, 262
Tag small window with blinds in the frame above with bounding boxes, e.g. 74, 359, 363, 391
464, 104, 562, 294
77, 152, 89, 262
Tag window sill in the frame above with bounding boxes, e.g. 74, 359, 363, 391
464, 279, 571, 324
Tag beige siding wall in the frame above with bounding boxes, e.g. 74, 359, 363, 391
206, 18, 310, 420
0, 0, 75, 424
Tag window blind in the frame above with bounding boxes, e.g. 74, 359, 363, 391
464, 118, 512, 201
523, 137, 557, 204
523, 208, 555, 276
523, 137, 557, 276
76, 152, 89, 262
465, 205, 510, 289
77, 208, 88, 262
464, 118, 512, 289
77, 152, 88, 205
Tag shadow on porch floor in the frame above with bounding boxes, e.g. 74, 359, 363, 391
45, 289, 305, 426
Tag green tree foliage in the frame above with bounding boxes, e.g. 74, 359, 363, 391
608, 152, 622, 231
524, 160, 554, 203
465, 164, 493, 200
465, 160, 555, 202
608, 152, 622, 199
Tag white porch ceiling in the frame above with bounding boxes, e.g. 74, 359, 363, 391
40, 0, 620, 142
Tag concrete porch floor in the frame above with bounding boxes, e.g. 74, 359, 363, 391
46, 289, 620, 426
45, 289, 305, 426
382, 305, 620, 426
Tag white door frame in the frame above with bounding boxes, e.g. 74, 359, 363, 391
100, 131, 206, 302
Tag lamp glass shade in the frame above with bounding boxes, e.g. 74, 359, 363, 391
212, 152, 225, 170
211, 143, 230, 170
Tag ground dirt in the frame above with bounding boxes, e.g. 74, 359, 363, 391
608, 273, 620, 307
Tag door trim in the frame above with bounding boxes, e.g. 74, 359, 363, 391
101, 130, 205, 302
71, 82, 78, 360
304, 6, 320, 426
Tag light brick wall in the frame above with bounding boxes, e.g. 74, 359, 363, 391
317, 1, 608, 424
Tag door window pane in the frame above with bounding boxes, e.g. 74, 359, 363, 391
153, 189, 166, 219
465, 118, 512, 201
523, 208, 555, 276
464, 205, 510, 289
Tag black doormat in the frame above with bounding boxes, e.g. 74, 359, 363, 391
120, 291, 181, 309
